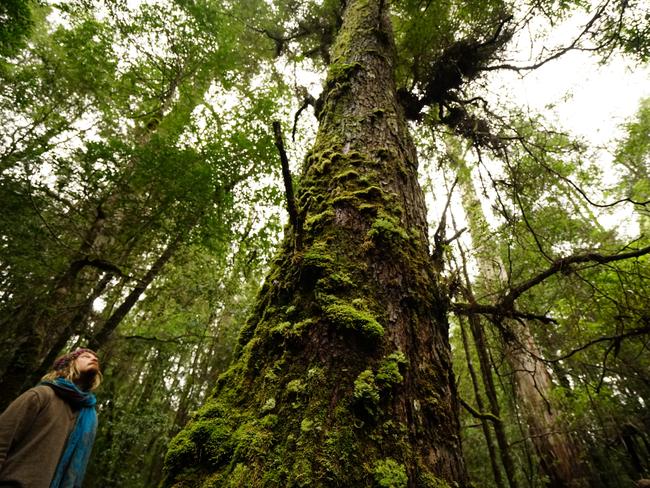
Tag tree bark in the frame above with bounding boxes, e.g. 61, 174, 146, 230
163, 0, 467, 486
503, 321, 588, 487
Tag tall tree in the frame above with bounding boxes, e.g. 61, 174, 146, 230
164, 0, 467, 485
449, 143, 589, 487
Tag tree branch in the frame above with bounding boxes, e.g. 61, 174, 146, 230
452, 302, 557, 325
502, 244, 650, 307
272, 121, 302, 249
292, 90, 317, 141
459, 397, 501, 423
543, 324, 650, 364
484, 1, 611, 72
118, 333, 220, 344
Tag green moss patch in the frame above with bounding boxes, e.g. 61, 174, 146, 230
353, 369, 380, 406
368, 212, 409, 243
321, 296, 384, 340
373, 458, 408, 488
376, 352, 407, 387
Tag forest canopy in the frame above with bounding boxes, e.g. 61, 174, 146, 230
0, 0, 648, 487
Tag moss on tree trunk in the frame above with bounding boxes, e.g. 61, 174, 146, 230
163, 0, 467, 486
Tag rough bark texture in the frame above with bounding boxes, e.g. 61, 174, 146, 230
503, 322, 588, 488
163, 0, 467, 486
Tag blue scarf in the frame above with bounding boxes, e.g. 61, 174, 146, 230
42, 378, 98, 488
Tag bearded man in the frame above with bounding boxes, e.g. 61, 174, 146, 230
0, 348, 102, 488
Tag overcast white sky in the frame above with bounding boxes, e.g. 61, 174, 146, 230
490, 52, 649, 149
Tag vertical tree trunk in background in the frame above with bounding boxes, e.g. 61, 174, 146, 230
459, 317, 506, 488
467, 310, 520, 488
452, 150, 588, 487
502, 322, 588, 487
163, 0, 467, 486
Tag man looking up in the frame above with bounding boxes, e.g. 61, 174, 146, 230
0, 348, 102, 487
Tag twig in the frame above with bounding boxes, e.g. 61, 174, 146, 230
484, 1, 611, 72
543, 324, 650, 364
292, 92, 316, 141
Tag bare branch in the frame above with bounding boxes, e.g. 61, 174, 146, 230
543, 324, 650, 364
444, 227, 467, 245
272, 121, 303, 249
502, 244, 650, 307
292, 91, 317, 141
484, 1, 612, 72
452, 301, 557, 325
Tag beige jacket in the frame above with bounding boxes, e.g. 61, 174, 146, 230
0, 385, 77, 487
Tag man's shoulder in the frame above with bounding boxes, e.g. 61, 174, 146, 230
26, 385, 74, 417
27, 384, 57, 403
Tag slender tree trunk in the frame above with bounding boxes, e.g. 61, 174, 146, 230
459, 316, 506, 488
468, 311, 520, 488
0, 220, 103, 408
163, 0, 467, 485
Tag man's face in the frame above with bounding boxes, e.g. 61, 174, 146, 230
75, 351, 100, 374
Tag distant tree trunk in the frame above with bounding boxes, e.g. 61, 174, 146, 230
451, 146, 589, 487
163, 0, 467, 486
502, 320, 588, 488
467, 310, 520, 488
458, 316, 506, 488
29, 272, 114, 383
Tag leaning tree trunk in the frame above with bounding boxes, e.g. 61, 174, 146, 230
163, 0, 467, 486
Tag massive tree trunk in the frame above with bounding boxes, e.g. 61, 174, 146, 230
163, 0, 467, 486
